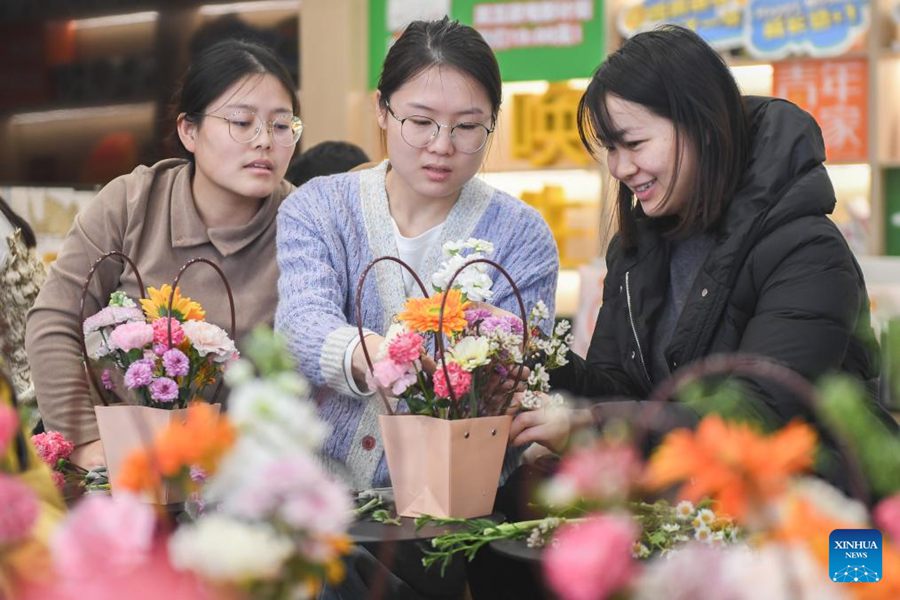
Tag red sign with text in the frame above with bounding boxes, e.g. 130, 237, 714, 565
773, 58, 868, 163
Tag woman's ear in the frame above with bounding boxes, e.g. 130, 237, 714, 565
176, 113, 197, 153
374, 91, 387, 131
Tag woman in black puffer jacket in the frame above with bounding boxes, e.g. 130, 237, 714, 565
510, 25, 888, 454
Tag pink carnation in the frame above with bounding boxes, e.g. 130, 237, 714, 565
152, 317, 185, 348
433, 361, 472, 399
0, 474, 39, 544
543, 514, 639, 600
0, 404, 18, 453
555, 442, 643, 503
51, 471, 66, 489
82, 306, 144, 335
109, 321, 154, 352
162, 348, 189, 377
31, 430, 75, 467
124, 359, 155, 389
370, 358, 418, 395
149, 377, 179, 403
388, 332, 424, 364
875, 493, 900, 544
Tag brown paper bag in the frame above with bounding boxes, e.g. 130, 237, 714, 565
95, 404, 218, 504
379, 414, 512, 518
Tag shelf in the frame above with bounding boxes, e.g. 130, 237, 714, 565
6, 101, 155, 125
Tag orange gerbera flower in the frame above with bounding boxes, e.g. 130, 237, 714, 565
140, 284, 206, 322
397, 289, 470, 336
117, 403, 235, 494
645, 415, 817, 522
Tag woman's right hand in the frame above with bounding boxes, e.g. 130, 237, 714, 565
350, 334, 385, 393
70, 439, 106, 469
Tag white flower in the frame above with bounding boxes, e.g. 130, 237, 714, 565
169, 515, 293, 582
432, 253, 494, 301
675, 500, 695, 520
661, 522, 680, 533
532, 300, 550, 322
632, 542, 651, 559
696, 508, 716, 526
553, 319, 571, 337
527, 364, 550, 391
181, 320, 238, 363
224, 358, 255, 387
228, 380, 329, 454
519, 390, 543, 410
784, 477, 868, 526
694, 526, 712, 543
449, 336, 492, 370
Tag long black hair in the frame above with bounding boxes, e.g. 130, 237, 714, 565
0, 196, 36, 248
377, 16, 502, 123
577, 25, 750, 248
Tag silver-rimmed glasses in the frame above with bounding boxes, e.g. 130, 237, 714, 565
199, 110, 303, 147
385, 102, 493, 154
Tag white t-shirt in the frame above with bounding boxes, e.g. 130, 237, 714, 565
342, 218, 445, 396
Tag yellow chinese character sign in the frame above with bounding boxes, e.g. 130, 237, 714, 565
511, 83, 592, 167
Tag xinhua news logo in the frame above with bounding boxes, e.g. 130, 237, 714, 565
829, 529, 882, 583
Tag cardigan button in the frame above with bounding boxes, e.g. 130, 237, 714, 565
361, 435, 376, 451
701, 288, 709, 297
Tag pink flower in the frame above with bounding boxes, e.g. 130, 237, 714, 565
162, 348, 189, 377
51, 471, 66, 489
433, 361, 472, 399
31, 430, 75, 467
543, 514, 639, 600
149, 377, 179, 403
152, 317, 184, 348
109, 322, 154, 352
50, 495, 212, 600
124, 359, 155, 389
370, 358, 417, 395
554, 442, 643, 503
101, 369, 115, 391
0, 404, 18, 453
222, 453, 353, 536
82, 306, 144, 335
181, 320, 237, 363
388, 332, 424, 364
0, 474, 39, 544
52, 494, 156, 576
875, 493, 900, 543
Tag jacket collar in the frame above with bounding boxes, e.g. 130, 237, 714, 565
170, 163, 290, 257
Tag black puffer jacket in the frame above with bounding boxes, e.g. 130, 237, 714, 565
552, 97, 881, 427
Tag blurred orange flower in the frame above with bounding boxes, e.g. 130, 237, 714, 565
645, 416, 817, 521
398, 289, 469, 336
118, 403, 235, 494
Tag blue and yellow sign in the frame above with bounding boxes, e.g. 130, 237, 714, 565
745, 0, 869, 58
618, 0, 870, 58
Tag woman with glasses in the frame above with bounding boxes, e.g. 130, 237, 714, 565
276, 15, 557, 599
277, 15, 557, 494
26, 39, 300, 469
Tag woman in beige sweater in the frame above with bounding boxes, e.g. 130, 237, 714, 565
25, 40, 300, 468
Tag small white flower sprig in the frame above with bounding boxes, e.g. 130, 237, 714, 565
431, 238, 496, 301
519, 300, 572, 411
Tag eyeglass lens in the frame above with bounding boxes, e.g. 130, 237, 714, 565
400, 116, 489, 154
227, 110, 302, 146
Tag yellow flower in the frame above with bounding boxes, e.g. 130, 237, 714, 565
140, 284, 206, 322
397, 289, 469, 336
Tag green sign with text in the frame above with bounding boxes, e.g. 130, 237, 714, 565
368, 0, 605, 88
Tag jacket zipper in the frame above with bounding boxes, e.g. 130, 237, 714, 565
625, 271, 652, 388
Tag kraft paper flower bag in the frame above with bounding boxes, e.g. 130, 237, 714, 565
80, 252, 237, 503
356, 239, 571, 518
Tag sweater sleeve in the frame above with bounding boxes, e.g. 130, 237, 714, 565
25, 178, 129, 446
275, 184, 375, 397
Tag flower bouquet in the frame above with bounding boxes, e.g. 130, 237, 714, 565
79, 253, 238, 502
357, 239, 570, 518
417, 356, 900, 600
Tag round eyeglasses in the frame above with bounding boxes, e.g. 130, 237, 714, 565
198, 110, 303, 147
385, 102, 493, 154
